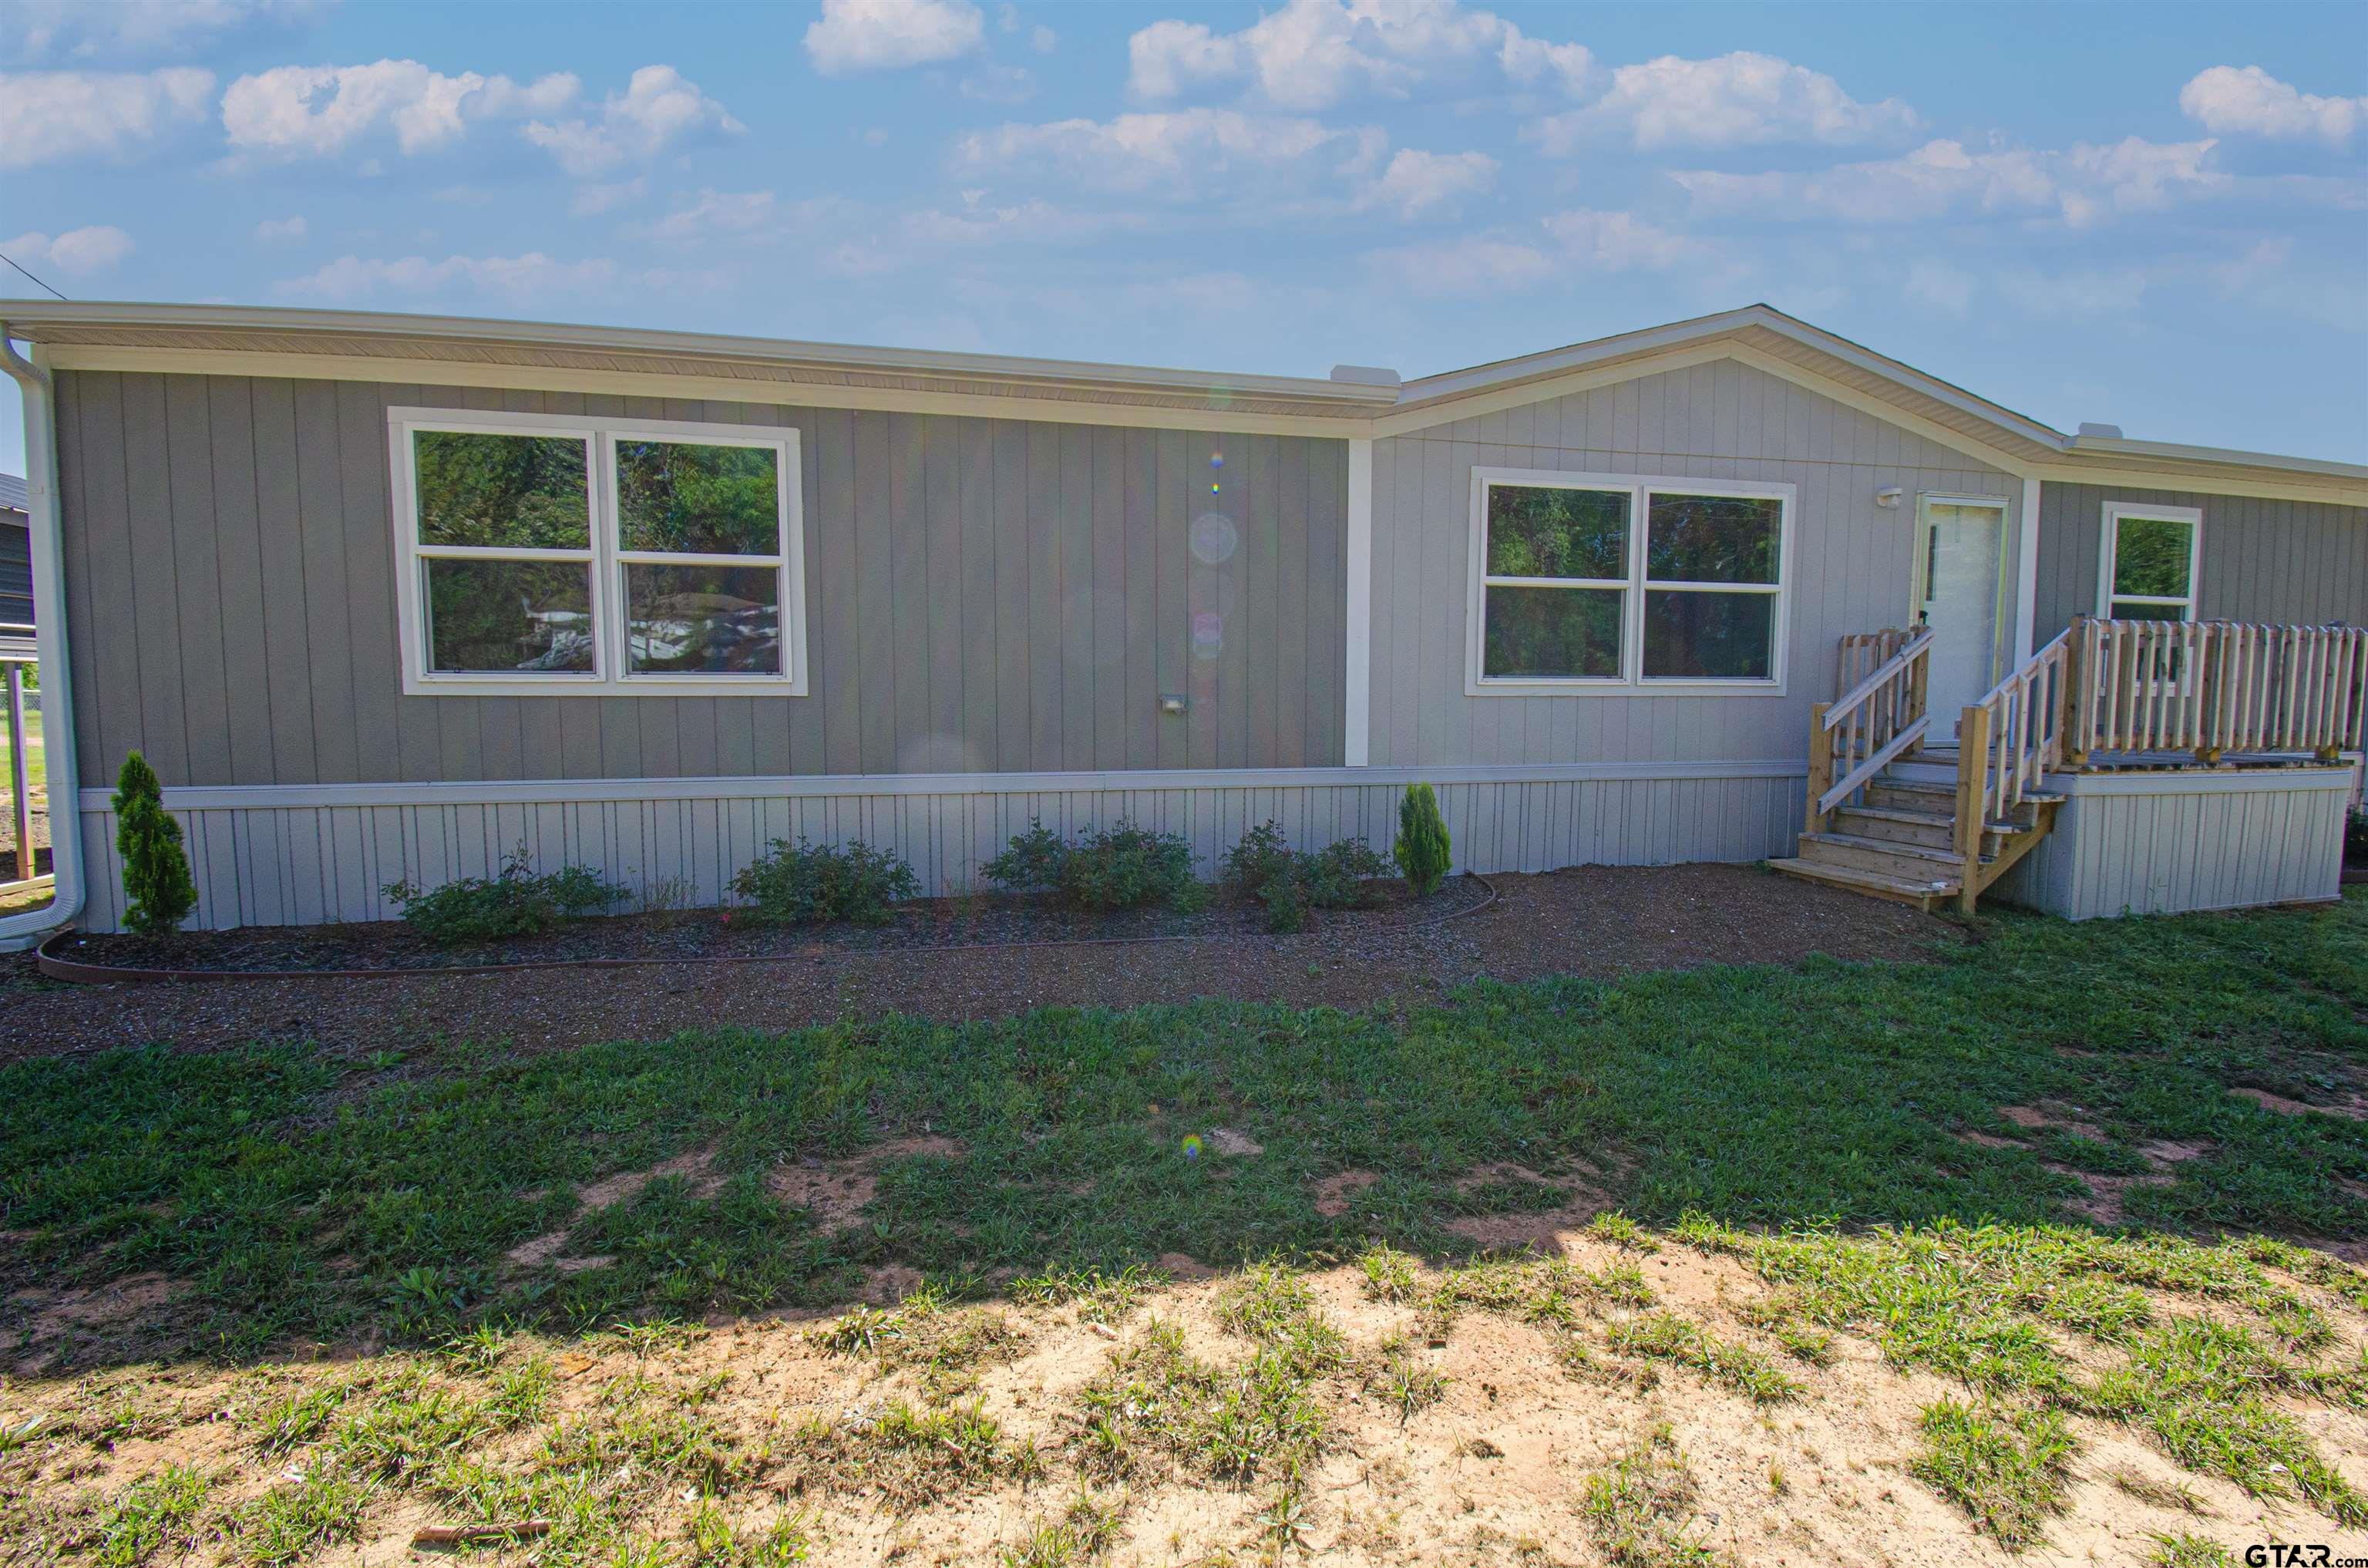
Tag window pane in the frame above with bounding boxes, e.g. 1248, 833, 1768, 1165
626, 564, 782, 674
1482, 585, 1623, 679
415, 431, 589, 549
425, 559, 594, 672
617, 439, 782, 555
1643, 590, 1774, 679
1485, 485, 1628, 580
2111, 516, 2192, 599
1646, 493, 1781, 584
2109, 598, 2189, 622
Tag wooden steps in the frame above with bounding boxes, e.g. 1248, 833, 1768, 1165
1773, 752, 2062, 915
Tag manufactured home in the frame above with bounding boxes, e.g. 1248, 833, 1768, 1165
1, 300, 2362, 942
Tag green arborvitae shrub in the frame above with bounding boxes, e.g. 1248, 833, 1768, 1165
1394, 782, 1452, 897
983, 818, 1202, 911
729, 837, 919, 926
113, 751, 197, 937
381, 846, 626, 946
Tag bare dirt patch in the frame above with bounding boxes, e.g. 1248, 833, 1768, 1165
1955, 1129, 2027, 1149
1204, 1126, 1263, 1156
11, 1241, 2356, 1568
1443, 1162, 1613, 1250
1313, 1169, 1380, 1218
2231, 1085, 2368, 1120
765, 1134, 969, 1233
2000, 1102, 2108, 1139
2052, 1166, 2175, 1227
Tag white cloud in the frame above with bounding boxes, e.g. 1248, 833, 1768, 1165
960, 61, 1036, 104
254, 214, 308, 243
1031, 24, 1057, 53
0, 67, 213, 169
903, 196, 1145, 246
1672, 136, 2222, 228
2181, 66, 2364, 147
954, 107, 1384, 199
2, 225, 136, 275
1530, 51, 1918, 151
221, 60, 579, 158
7, 0, 312, 62
570, 177, 647, 216
1539, 207, 1707, 271
1904, 257, 1977, 315
633, 189, 780, 243
521, 65, 741, 177
277, 250, 621, 303
1364, 148, 1497, 218
805, 0, 984, 74
1127, 0, 1591, 111
1364, 232, 1552, 294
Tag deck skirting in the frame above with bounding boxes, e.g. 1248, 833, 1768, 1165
1986, 764, 2351, 920
72, 765, 1810, 933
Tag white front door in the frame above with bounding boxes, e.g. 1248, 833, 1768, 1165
1916, 500, 2006, 732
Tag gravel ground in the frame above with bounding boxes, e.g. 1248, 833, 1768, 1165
50, 876, 1492, 973
0, 863, 1960, 1063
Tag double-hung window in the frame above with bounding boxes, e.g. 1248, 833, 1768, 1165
1468, 468, 1792, 693
2097, 503, 2202, 622
390, 408, 807, 696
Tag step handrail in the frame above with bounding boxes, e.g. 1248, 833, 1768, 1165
1823, 628, 1936, 730
1806, 626, 1934, 833
1949, 628, 2073, 914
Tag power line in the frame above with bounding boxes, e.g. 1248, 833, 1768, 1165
0, 252, 67, 301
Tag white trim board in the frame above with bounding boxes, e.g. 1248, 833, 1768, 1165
2037, 764, 2354, 797
1344, 438, 1374, 767
43, 345, 1374, 440
84, 759, 1814, 814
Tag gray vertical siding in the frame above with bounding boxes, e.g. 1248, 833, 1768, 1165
1990, 768, 2347, 920
2034, 482, 2368, 637
54, 372, 1348, 788
1366, 358, 2026, 768
74, 768, 1806, 932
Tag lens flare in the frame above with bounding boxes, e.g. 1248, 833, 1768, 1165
1182, 1134, 1203, 1160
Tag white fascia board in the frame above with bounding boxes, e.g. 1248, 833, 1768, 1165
0, 298, 1398, 409
2067, 433, 2368, 483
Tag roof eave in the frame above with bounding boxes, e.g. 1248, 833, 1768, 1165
0, 298, 1401, 409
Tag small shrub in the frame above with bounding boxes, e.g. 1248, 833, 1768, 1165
982, 819, 1069, 892
114, 751, 197, 936
984, 819, 1201, 911
1221, 820, 1298, 897
382, 846, 625, 946
1223, 822, 1392, 931
730, 837, 918, 926
2347, 806, 2368, 867
1394, 782, 1451, 897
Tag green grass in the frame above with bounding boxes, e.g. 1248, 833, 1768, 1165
1909, 1398, 2077, 1550
0, 701, 42, 791
1579, 1426, 1731, 1566
7, 892, 2368, 1366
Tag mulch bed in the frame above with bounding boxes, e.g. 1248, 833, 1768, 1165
46, 877, 1493, 975
0, 863, 1963, 1064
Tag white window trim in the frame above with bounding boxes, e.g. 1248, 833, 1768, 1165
2095, 502, 2203, 622
388, 406, 809, 697
1465, 466, 1795, 697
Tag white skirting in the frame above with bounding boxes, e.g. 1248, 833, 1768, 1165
73, 764, 1809, 933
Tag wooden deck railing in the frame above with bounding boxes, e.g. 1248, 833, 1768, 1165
2064, 617, 2368, 763
1806, 625, 1932, 829
1960, 628, 2070, 827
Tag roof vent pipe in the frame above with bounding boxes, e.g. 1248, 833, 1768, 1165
2076, 422, 2124, 439
1329, 365, 1401, 387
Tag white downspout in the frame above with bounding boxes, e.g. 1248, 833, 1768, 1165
0, 328, 84, 947
1344, 437, 1374, 768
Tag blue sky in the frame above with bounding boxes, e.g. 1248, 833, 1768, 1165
2, 0, 2364, 479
